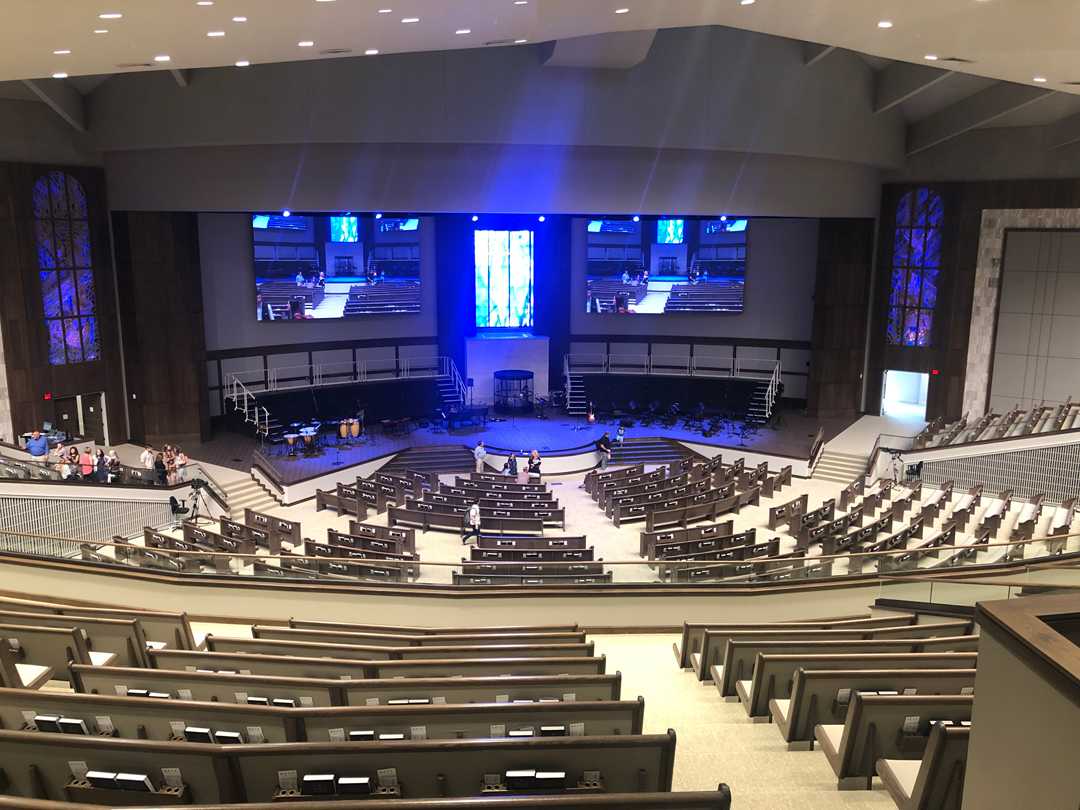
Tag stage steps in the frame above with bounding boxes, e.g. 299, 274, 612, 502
381, 445, 475, 477
223, 477, 281, 520
746, 381, 772, 424
610, 437, 703, 467
436, 375, 463, 410
567, 374, 587, 416
812, 449, 868, 485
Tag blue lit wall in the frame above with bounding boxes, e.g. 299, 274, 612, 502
474, 229, 534, 329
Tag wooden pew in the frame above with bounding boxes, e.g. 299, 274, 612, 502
0, 687, 643, 743
389, 505, 466, 536
674, 614, 888, 670
427, 491, 561, 511
476, 535, 587, 551
820, 693, 972, 791
0, 596, 200, 651
228, 731, 678, 799
1009, 493, 1045, 540
206, 636, 596, 662
599, 472, 691, 510
0, 642, 52, 688
316, 486, 369, 519
644, 494, 739, 533
876, 722, 970, 810
1046, 496, 1077, 554
789, 498, 837, 536
640, 521, 734, 559
688, 615, 917, 679
605, 479, 717, 518
585, 462, 646, 495
768, 494, 808, 530
453, 572, 614, 586
651, 528, 753, 562
73, 663, 344, 707
771, 660, 977, 749
289, 619, 579, 635
346, 521, 417, 554
246, 508, 301, 551
148, 649, 608, 679
471, 546, 595, 563
458, 476, 547, 493
978, 489, 1013, 533
0, 609, 148, 669
441, 483, 554, 503
220, 516, 277, 554
715, 632, 978, 697
255, 626, 587, 649
0, 793, 735, 810
1, 623, 103, 684
340, 672, 623, 705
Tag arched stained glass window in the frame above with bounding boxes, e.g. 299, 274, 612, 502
33, 171, 99, 365
887, 188, 943, 347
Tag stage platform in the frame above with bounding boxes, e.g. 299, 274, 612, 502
191, 410, 857, 485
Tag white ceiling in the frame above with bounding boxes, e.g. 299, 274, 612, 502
6, 0, 1080, 95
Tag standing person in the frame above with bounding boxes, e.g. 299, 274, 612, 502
140, 445, 155, 470
153, 453, 168, 486
256, 293, 274, 321
596, 431, 613, 470
473, 441, 487, 474
175, 448, 189, 482
94, 449, 108, 483
25, 430, 49, 463
463, 502, 481, 545
615, 424, 626, 447
527, 450, 542, 482
79, 447, 94, 479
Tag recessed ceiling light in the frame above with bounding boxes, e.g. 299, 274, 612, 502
615, 7, 630, 13
154, 54, 171, 62
52, 72, 68, 79
232, 16, 247, 22
99, 12, 122, 19
378, 8, 393, 12
94, 29, 108, 33
515, 1, 528, 4
365, 48, 379, 55
207, 31, 225, 37
316, 0, 336, 3
53, 49, 71, 55
515, 38, 528, 43
196, 1, 214, 5
298, 40, 314, 47
924, 54, 939, 61
402, 17, 420, 23
877, 20, 893, 28
1033, 76, 1048, 83
455, 28, 471, 34
235, 60, 251, 67
740, 0, 755, 5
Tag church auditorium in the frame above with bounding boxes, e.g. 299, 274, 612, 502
0, 1, 1078, 808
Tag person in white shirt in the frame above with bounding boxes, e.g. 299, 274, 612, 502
463, 502, 481, 545
175, 449, 189, 482
139, 446, 155, 470
473, 441, 486, 473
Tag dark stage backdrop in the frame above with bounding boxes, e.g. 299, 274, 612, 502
436, 215, 571, 390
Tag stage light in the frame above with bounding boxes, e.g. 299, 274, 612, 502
720, 215, 727, 221
282, 209, 291, 217
632, 215, 640, 222
375, 213, 383, 219
472, 215, 479, 222
538, 215, 546, 222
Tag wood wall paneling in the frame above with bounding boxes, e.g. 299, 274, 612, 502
113, 211, 210, 447
806, 218, 875, 417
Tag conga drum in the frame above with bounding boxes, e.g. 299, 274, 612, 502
350, 419, 360, 439
338, 420, 349, 440
285, 434, 298, 455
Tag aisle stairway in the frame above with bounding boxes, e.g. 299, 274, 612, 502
380, 445, 475, 477
566, 374, 587, 416
222, 477, 281, 520
812, 448, 868, 485
610, 437, 704, 467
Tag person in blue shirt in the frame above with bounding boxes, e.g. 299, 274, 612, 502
25, 430, 49, 462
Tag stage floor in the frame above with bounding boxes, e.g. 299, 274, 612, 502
194, 409, 857, 484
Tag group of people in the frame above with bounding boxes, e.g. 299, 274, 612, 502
139, 444, 189, 486
620, 268, 650, 286
293, 270, 327, 287
472, 441, 542, 482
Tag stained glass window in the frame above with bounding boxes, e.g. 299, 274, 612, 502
887, 188, 943, 347
474, 230, 535, 329
34, 172, 99, 365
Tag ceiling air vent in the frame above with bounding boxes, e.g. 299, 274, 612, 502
116, 62, 153, 68
940, 57, 975, 64
321, 48, 352, 55
484, 39, 513, 46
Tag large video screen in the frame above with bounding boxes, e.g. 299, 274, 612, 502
252, 213, 421, 320
584, 216, 748, 314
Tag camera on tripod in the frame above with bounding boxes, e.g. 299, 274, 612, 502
190, 478, 208, 492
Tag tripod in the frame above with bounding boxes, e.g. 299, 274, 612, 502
188, 484, 213, 525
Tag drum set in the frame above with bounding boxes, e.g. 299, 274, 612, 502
281, 415, 366, 458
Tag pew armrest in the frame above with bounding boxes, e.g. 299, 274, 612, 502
88, 650, 118, 667
876, 757, 920, 808
15, 663, 53, 689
